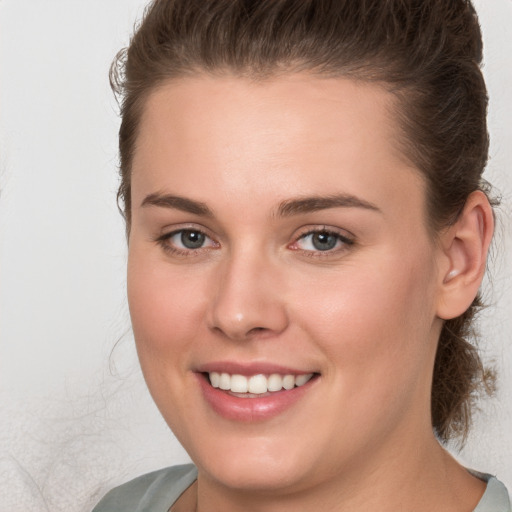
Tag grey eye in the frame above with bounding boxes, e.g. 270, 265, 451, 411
311, 232, 339, 251
179, 230, 206, 249
297, 230, 345, 252
159, 228, 217, 255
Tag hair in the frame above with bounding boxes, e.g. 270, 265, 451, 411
110, 0, 496, 443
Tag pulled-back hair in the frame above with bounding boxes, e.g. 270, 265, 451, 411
111, 0, 495, 442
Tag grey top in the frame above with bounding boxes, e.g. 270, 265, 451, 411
92, 464, 511, 512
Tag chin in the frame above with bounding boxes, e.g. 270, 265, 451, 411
198, 454, 311, 493
176, 425, 315, 493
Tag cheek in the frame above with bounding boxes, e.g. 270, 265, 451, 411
127, 248, 208, 365
289, 253, 439, 447
291, 249, 438, 379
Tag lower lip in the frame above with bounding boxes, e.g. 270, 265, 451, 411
197, 374, 317, 422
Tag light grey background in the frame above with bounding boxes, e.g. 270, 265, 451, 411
0, 1, 510, 511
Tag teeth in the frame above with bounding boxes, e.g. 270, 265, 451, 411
208, 372, 313, 394
267, 374, 283, 392
230, 374, 248, 393
219, 372, 231, 390
209, 372, 220, 388
295, 374, 311, 386
248, 374, 267, 394
282, 375, 295, 390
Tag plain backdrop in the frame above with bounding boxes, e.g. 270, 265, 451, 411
0, 1, 511, 511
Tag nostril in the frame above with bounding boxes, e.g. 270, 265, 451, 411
246, 326, 273, 338
207, 290, 289, 340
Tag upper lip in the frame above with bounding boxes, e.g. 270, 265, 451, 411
196, 361, 317, 376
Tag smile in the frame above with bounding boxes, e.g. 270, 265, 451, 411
197, 366, 319, 422
208, 372, 314, 395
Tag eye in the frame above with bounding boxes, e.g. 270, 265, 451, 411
172, 229, 208, 249
157, 228, 218, 254
293, 229, 353, 253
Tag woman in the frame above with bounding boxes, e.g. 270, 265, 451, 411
94, 0, 510, 510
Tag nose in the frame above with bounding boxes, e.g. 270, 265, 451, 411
207, 249, 289, 341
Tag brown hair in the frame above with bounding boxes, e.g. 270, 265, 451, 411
111, 0, 495, 442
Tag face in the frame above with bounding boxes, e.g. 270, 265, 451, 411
128, 74, 445, 493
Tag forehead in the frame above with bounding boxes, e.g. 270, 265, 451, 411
132, 73, 425, 221
136, 73, 402, 164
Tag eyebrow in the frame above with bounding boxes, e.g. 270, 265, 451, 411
141, 193, 213, 216
277, 194, 381, 217
141, 192, 381, 218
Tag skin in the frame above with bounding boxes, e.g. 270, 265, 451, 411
127, 74, 491, 511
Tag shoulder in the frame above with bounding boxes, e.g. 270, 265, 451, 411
92, 464, 198, 512
473, 472, 511, 512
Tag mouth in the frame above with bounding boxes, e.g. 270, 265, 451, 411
196, 365, 319, 422
206, 371, 315, 397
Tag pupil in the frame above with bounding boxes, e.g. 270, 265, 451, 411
181, 230, 205, 249
312, 232, 337, 251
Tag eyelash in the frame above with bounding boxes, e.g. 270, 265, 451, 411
155, 226, 354, 258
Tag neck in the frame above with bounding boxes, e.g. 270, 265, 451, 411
192, 434, 485, 512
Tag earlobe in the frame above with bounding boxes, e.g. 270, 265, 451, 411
436, 191, 494, 320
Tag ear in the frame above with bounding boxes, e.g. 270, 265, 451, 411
436, 190, 494, 320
